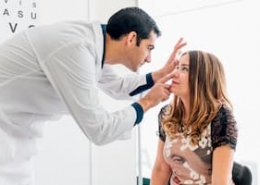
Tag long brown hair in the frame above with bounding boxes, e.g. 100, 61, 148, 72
162, 50, 232, 145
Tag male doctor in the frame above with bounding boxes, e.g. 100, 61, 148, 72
0, 6, 186, 185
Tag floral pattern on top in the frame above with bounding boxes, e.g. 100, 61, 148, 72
158, 104, 238, 185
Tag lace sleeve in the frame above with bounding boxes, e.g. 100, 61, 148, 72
211, 104, 238, 150
158, 104, 171, 142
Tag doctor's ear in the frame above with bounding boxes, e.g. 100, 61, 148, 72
126, 31, 137, 44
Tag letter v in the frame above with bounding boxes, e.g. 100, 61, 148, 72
9, 23, 18, 33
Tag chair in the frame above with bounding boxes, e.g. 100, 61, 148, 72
232, 161, 253, 185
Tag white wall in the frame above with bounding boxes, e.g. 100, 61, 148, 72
37, 0, 89, 23
138, 0, 260, 184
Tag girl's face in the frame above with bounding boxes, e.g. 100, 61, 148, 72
169, 53, 190, 99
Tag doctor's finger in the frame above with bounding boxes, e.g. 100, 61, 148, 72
168, 38, 187, 61
157, 72, 175, 84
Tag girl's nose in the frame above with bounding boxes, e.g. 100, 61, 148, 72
172, 68, 179, 76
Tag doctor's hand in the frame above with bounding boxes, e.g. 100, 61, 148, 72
137, 72, 174, 112
152, 37, 187, 83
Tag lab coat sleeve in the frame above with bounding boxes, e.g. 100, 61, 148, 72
37, 42, 138, 145
98, 64, 154, 100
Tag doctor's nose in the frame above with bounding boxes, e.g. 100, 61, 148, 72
144, 54, 151, 63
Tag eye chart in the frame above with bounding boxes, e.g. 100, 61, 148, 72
0, 0, 37, 43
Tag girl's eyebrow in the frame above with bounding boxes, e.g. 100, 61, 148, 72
181, 63, 189, 66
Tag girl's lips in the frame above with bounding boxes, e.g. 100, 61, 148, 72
171, 80, 179, 86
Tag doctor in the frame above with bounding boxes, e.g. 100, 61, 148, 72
0, 6, 186, 185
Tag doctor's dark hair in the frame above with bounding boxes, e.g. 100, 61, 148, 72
106, 7, 161, 46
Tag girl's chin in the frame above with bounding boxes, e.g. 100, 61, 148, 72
170, 90, 181, 97
169, 88, 177, 93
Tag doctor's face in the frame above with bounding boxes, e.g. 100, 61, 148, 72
125, 31, 157, 72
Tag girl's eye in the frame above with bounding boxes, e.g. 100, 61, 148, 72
181, 66, 189, 72
174, 65, 189, 72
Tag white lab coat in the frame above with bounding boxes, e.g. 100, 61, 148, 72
0, 20, 152, 184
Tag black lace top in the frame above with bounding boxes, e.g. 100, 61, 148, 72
158, 104, 238, 184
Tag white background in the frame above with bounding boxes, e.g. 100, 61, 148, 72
1, 0, 259, 184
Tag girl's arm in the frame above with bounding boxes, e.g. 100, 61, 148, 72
211, 145, 235, 185
150, 139, 172, 185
